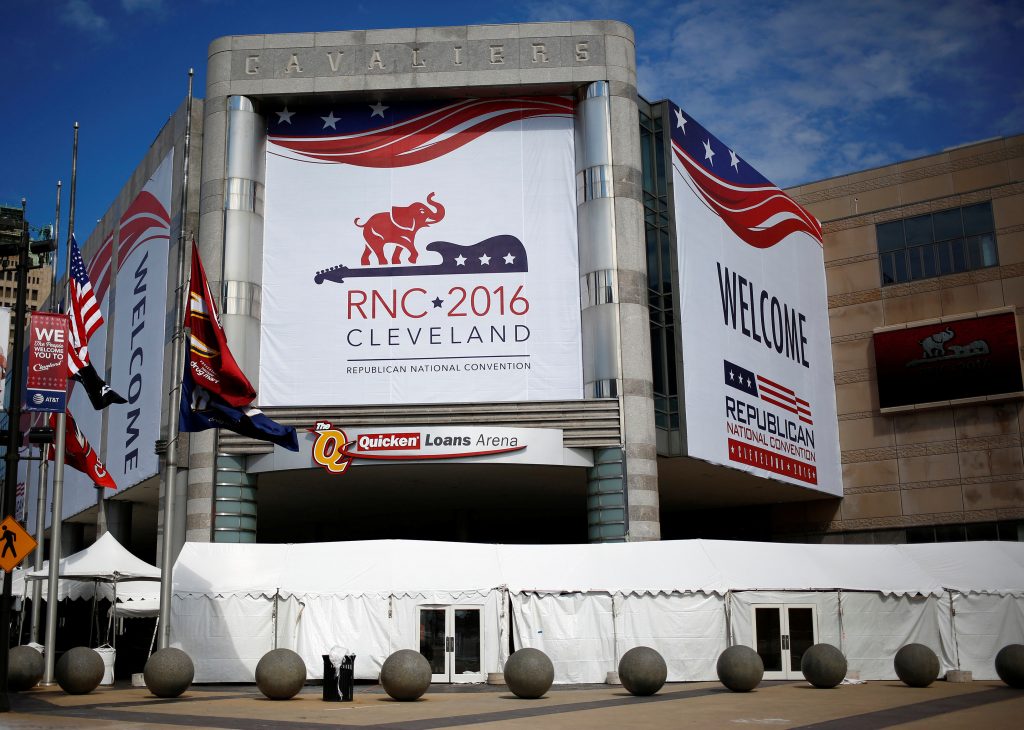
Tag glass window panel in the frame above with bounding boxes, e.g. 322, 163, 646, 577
755, 608, 782, 672
962, 202, 994, 236
935, 524, 966, 542
967, 236, 983, 268
893, 251, 909, 282
908, 247, 924, 280
936, 241, 952, 275
454, 609, 481, 674
876, 221, 905, 253
966, 522, 998, 541
904, 214, 933, 246
932, 209, 963, 241
419, 609, 447, 675
951, 239, 966, 272
973, 233, 998, 267
921, 245, 937, 278
650, 328, 665, 391
880, 254, 896, 285
788, 608, 815, 673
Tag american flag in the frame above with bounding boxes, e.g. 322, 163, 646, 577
724, 360, 813, 425
671, 104, 821, 249
67, 235, 103, 375
267, 97, 574, 167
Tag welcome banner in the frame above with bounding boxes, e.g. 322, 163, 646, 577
670, 103, 841, 495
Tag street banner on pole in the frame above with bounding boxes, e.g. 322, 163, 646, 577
25, 312, 70, 412
0, 306, 10, 410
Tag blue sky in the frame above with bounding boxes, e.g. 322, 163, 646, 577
2, 0, 1021, 249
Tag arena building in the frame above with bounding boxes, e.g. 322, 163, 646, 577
21, 20, 1022, 569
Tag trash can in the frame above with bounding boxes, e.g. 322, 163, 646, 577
322, 654, 355, 701
96, 646, 116, 686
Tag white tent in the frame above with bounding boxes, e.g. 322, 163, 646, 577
169, 539, 1024, 684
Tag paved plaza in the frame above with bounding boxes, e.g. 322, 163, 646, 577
3, 679, 1023, 729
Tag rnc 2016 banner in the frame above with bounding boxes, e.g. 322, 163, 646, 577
670, 103, 841, 495
874, 311, 1024, 410
107, 151, 173, 491
261, 97, 583, 406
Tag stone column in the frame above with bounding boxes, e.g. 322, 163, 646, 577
577, 77, 659, 541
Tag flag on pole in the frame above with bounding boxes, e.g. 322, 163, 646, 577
180, 244, 297, 451
67, 235, 126, 410
48, 410, 118, 489
185, 244, 257, 407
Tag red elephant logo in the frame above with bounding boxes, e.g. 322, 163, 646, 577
354, 193, 446, 265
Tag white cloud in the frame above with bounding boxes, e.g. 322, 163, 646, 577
61, 0, 109, 34
522, 0, 1020, 185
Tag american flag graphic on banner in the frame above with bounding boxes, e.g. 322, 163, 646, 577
67, 235, 102, 375
670, 104, 821, 249
724, 360, 813, 425
267, 97, 574, 167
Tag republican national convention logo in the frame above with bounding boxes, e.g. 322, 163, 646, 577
313, 192, 529, 288
310, 422, 526, 475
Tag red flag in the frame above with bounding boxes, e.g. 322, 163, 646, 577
185, 244, 257, 408
48, 411, 117, 490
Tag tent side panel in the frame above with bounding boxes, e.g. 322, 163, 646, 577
170, 595, 275, 682
952, 593, 1024, 680
293, 595, 393, 680
512, 592, 614, 684
840, 593, 953, 679
618, 593, 726, 681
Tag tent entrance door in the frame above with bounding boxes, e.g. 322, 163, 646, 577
752, 604, 817, 680
418, 605, 485, 684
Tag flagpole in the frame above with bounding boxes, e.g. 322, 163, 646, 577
42, 124, 76, 686
158, 69, 194, 650
29, 179, 61, 645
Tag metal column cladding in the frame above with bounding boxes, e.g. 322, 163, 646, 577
576, 81, 620, 398
222, 95, 265, 383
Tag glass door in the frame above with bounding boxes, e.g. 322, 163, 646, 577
418, 605, 485, 683
752, 604, 817, 680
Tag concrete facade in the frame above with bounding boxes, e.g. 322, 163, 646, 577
779, 134, 1024, 542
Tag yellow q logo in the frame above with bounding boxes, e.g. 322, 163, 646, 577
311, 424, 352, 474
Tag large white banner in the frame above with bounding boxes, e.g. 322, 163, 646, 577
261, 97, 582, 406
671, 103, 841, 495
62, 230, 116, 519
107, 151, 173, 492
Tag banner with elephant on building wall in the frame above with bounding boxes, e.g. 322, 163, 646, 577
261, 97, 583, 406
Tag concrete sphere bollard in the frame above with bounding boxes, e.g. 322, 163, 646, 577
716, 645, 764, 692
995, 644, 1024, 689
144, 648, 195, 698
255, 648, 307, 700
55, 647, 105, 695
800, 644, 847, 689
8, 646, 45, 692
618, 646, 668, 696
504, 648, 554, 699
379, 649, 432, 701
894, 644, 940, 688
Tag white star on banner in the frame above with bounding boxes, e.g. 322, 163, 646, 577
479, 254, 491, 265
503, 253, 515, 264
729, 149, 740, 172
703, 139, 715, 165
454, 254, 466, 266
674, 108, 686, 132
276, 108, 294, 124
370, 101, 388, 118
321, 112, 340, 129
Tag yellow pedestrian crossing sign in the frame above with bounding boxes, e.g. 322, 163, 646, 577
0, 516, 37, 572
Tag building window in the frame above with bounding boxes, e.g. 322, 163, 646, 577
877, 201, 997, 285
